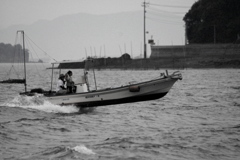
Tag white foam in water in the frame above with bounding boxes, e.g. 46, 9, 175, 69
70, 145, 96, 155
4, 94, 79, 113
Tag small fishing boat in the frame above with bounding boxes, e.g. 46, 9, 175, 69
2, 31, 182, 108
19, 59, 182, 107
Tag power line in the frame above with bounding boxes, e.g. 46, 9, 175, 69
148, 6, 187, 15
146, 16, 183, 25
147, 10, 182, 19
149, 3, 190, 9
146, 9, 184, 24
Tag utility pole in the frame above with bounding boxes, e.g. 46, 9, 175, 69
142, 1, 148, 59
184, 24, 187, 45
214, 25, 216, 44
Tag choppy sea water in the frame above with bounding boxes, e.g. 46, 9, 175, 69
0, 63, 240, 160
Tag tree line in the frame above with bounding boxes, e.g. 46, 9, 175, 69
183, 0, 240, 44
0, 43, 29, 63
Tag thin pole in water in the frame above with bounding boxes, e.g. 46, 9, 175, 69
17, 30, 27, 92
50, 63, 54, 92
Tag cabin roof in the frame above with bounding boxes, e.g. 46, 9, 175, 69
51, 60, 85, 69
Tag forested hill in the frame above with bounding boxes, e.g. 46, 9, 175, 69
0, 43, 29, 63
183, 0, 240, 44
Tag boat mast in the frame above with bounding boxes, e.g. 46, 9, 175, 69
17, 30, 27, 92
50, 63, 54, 92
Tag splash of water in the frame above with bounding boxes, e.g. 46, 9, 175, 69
69, 145, 96, 155
3, 94, 79, 113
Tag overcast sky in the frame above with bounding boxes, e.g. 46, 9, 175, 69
0, 0, 196, 29
0, 0, 197, 60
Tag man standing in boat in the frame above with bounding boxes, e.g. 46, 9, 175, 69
65, 70, 75, 93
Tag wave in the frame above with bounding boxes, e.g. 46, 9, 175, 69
68, 145, 96, 155
3, 94, 79, 113
19, 145, 96, 159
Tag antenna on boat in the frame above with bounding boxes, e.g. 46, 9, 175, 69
17, 30, 27, 92
91, 58, 97, 90
85, 57, 97, 91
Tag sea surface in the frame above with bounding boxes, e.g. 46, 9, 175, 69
0, 63, 240, 160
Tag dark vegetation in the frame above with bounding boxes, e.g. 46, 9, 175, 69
183, 0, 240, 44
0, 43, 29, 63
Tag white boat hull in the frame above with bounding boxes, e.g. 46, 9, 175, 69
45, 76, 179, 107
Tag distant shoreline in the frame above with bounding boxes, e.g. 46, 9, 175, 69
84, 58, 240, 70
